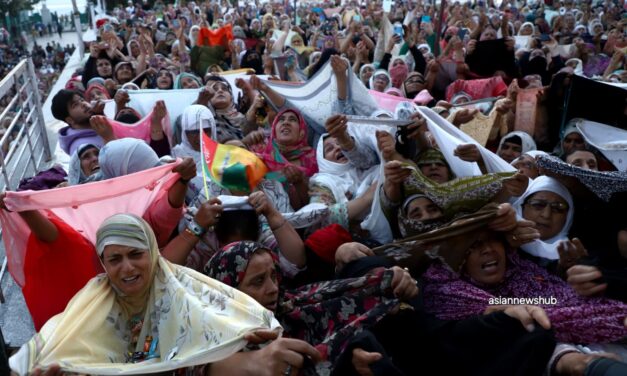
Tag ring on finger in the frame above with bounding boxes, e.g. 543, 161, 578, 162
512, 235, 518, 241
284, 364, 293, 376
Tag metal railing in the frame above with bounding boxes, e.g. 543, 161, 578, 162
0, 57, 52, 303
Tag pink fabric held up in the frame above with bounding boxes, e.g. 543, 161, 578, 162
0, 162, 183, 286
109, 108, 174, 146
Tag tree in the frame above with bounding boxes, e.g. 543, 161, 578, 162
0, 0, 40, 18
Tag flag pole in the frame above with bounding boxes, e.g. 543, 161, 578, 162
199, 128, 211, 201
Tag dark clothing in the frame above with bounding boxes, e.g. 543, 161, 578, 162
465, 38, 517, 78
149, 137, 171, 158
335, 257, 556, 376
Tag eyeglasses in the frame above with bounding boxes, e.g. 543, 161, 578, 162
406, 77, 425, 85
524, 199, 569, 214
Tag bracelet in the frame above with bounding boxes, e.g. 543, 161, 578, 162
186, 218, 207, 237
270, 219, 287, 231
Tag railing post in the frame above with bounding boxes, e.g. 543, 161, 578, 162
26, 58, 52, 162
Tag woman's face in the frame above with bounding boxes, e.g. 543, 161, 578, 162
406, 197, 443, 221
498, 141, 523, 163
116, 64, 134, 83
96, 59, 113, 77
130, 42, 140, 57
562, 132, 585, 156
418, 161, 450, 183
522, 191, 569, 240
191, 28, 200, 41
464, 232, 507, 285
274, 111, 302, 146
251, 19, 261, 31
156, 70, 173, 89
520, 24, 533, 35
565, 150, 598, 171
291, 35, 304, 47
480, 28, 497, 41
239, 251, 279, 312
511, 154, 538, 179
323, 136, 348, 163
361, 66, 374, 82
372, 73, 389, 92
181, 76, 200, 89
208, 81, 233, 109
88, 87, 108, 102
392, 58, 406, 68
102, 244, 152, 297
404, 73, 426, 94
80, 147, 100, 176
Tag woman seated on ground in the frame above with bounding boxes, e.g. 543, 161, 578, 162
421, 228, 627, 373
308, 114, 380, 231
513, 175, 575, 272
9, 214, 319, 376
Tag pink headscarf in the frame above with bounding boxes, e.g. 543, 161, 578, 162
389, 60, 409, 89
258, 109, 318, 177
385, 87, 404, 97
84, 83, 111, 102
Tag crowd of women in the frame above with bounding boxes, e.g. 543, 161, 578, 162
1, 0, 627, 375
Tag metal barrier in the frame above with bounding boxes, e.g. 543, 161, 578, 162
0, 58, 52, 303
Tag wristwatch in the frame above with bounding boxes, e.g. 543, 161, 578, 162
186, 218, 209, 237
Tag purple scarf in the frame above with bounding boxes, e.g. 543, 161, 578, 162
422, 251, 627, 344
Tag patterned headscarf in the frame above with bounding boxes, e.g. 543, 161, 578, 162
397, 194, 447, 238
205, 241, 280, 288
258, 109, 318, 177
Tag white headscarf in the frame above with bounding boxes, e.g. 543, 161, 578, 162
172, 105, 217, 167
99, 138, 162, 179
513, 176, 575, 260
189, 25, 200, 47
518, 22, 535, 36
497, 131, 537, 156
310, 134, 378, 205
369, 69, 392, 92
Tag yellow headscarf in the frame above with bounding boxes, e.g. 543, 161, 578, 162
10, 214, 280, 375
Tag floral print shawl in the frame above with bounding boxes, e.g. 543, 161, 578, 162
205, 241, 400, 374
